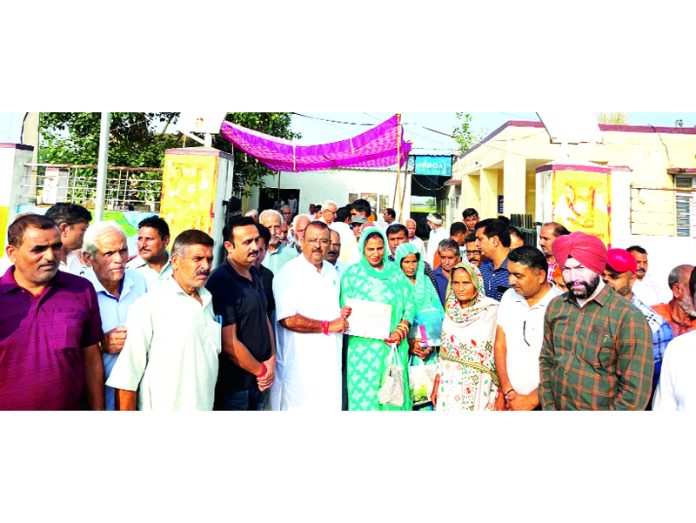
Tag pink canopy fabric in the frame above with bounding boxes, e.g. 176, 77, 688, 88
220, 114, 412, 172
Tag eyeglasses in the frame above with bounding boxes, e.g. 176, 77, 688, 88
306, 238, 330, 246
466, 250, 481, 256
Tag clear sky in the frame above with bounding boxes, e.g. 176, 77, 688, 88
3, 112, 696, 155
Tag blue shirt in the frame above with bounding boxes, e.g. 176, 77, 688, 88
631, 294, 674, 392
478, 257, 510, 302
433, 266, 449, 306
85, 268, 149, 410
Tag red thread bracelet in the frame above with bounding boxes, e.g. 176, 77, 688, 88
257, 362, 267, 378
321, 321, 330, 335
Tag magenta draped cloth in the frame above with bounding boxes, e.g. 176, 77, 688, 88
220, 114, 411, 172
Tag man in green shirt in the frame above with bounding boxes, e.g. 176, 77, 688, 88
539, 232, 654, 410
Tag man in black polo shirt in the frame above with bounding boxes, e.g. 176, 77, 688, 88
206, 216, 276, 411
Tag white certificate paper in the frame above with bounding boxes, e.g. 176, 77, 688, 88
345, 299, 392, 340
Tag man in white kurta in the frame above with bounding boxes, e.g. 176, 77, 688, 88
652, 330, 696, 410
272, 222, 349, 411
107, 232, 221, 410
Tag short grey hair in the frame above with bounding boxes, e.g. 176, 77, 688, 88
259, 209, 284, 225
322, 199, 337, 210
292, 213, 312, 228
82, 221, 126, 259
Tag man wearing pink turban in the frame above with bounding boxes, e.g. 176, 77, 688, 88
539, 232, 654, 410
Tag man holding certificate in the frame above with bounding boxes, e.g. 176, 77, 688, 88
272, 221, 351, 410
340, 228, 416, 411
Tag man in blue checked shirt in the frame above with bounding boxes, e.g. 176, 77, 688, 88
475, 218, 512, 302
602, 248, 673, 406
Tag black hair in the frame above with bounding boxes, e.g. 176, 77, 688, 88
478, 218, 511, 248
386, 223, 408, 237
627, 245, 647, 255
44, 202, 92, 226
7, 214, 59, 247
462, 208, 479, 219
137, 215, 170, 240
335, 206, 351, 224
690, 266, 696, 298
222, 216, 258, 246
256, 223, 271, 247
351, 198, 372, 217
384, 208, 396, 219
542, 222, 570, 237
464, 233, 477, 243
508, 245, 548, 274
450, 222, 468, 236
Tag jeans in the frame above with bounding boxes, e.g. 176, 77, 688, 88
214, 387, 267, 411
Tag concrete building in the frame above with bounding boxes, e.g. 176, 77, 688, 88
446, 120, 696, 293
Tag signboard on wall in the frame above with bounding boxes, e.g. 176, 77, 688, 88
413, 155, 452, 177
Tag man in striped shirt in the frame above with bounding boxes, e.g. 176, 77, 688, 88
539, 232, 654, 410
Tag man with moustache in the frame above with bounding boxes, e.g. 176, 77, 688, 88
44, 202, 92, 276
432, 239, 462, 306
259, 209, 298, 275
494, 246, 563, 411
539, 232, 654, 410
272, 221, 350, 410
464, 233, 482, 267
601, 248, 673, 399
287, 214, 311, 253
108, 230, 219, 410
405, 217, 426, 260
325, 229, 347, 276
627, 246, 670, 304
538, 222, 570, 282
0, 214, 105, 410
82, 221, 148, 410
126, 216, 173, 287
649, 264, 696, 338
475, 218, 512, 301
206, 216, 276, 411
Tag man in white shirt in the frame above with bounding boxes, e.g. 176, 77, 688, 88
107, 229, 220, 410
405, 218, 426, 260
45, 202, 91, 276
494, 246, 563, 410
126, 216, 173, 287
82, 221, 148, 410
272, 221, 350, 410
425, 213, 448, 267
325, 229, 347, 276
628, 245, 671, 305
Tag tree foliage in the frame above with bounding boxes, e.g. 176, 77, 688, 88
39, 112, 181, 167
452, 112, 481, 154
39, 112, 298, 195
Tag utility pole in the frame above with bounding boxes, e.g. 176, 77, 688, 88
94, 112, 111, 221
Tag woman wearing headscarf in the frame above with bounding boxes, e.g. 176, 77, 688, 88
394, 242, 444, 410
340, 228, 415, 411
432, 262, 501, 411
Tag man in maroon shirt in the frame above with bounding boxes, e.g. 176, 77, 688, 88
0, 214, 105, 410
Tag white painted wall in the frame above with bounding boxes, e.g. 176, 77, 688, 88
250, 167, 412, 221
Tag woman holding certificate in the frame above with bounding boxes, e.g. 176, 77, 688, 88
340, 227, 415, 411
431, 262, 501, 411
394, 242, 444, 410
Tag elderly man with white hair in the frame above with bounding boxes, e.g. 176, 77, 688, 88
287, 213, 311, 253
425, 213, 448, 267
405, 217, 426, 260
259, 209, 299, 275
82, 221, 148, 410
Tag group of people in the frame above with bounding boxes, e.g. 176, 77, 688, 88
0, 197, 691, 411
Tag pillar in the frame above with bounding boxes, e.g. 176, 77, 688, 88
503, 154, 526, 215
0, 143, 34, 254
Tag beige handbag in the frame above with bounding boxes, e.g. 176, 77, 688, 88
377, 343, 404, 407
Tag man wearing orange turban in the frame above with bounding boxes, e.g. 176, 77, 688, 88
539, 232, 654, 410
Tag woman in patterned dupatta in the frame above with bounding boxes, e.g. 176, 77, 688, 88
394, 242, 444, 410
340, 227, 415, 411
431, 262, 500, 411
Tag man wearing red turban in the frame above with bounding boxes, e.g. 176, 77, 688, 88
539, 232, 654, 410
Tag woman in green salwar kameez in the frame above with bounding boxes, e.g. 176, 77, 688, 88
340, 227, 415, 411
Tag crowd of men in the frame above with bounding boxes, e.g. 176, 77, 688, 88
0, 197, 692, 410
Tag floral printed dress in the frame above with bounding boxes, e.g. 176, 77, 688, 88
435, 263, 500, 411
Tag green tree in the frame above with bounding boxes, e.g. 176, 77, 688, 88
212, 112, 299, 195
39, 112, 299, 196
452, 112, 481, 154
